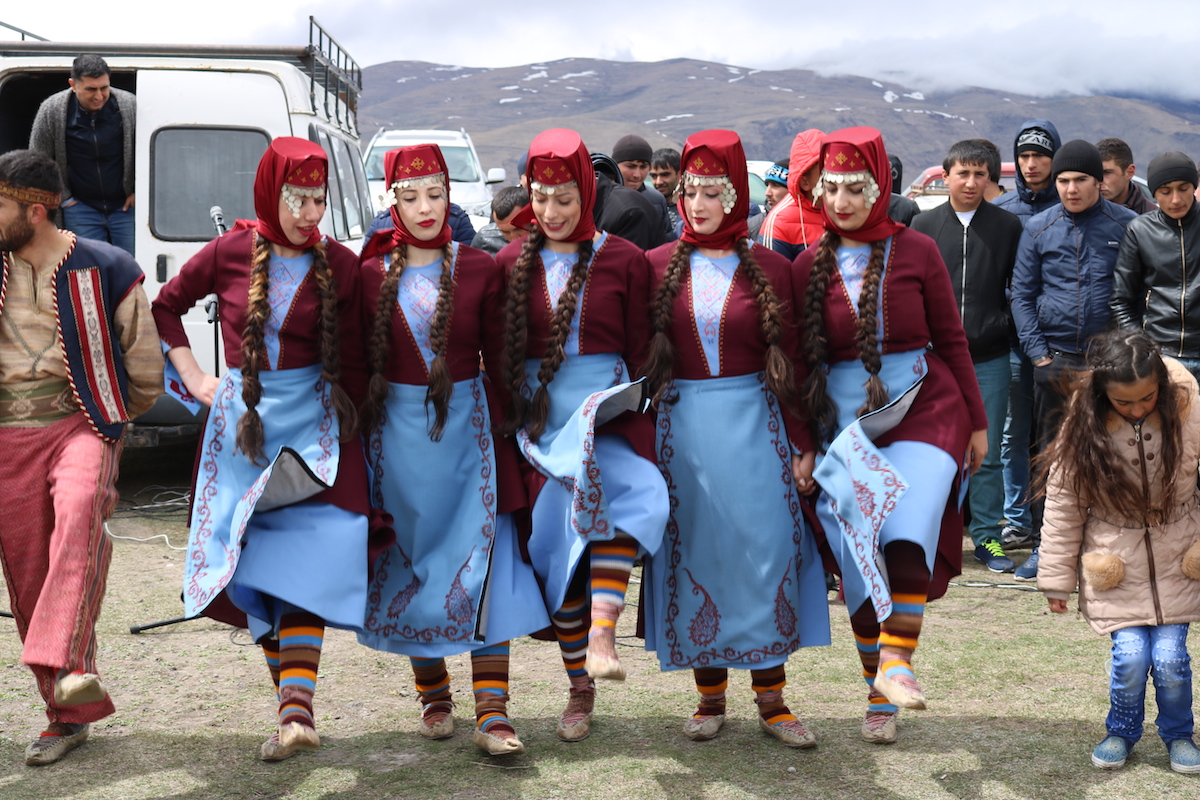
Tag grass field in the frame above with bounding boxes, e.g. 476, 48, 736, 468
0, 445, 1197, 799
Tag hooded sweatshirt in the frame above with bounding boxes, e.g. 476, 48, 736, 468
761, 129, 825, 259
994, 119, 1062, 223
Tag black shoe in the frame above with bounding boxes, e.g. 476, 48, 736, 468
1000, 524, 1034, 550
973, 540, 1015, 573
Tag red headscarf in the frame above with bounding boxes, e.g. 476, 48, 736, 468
677, 129, 750, 250
817, 126, 903, 243
251, 137, 328, 250
524, 128, 597, 243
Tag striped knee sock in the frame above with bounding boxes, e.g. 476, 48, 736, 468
751, 665, 797, 725
878, 591, 927, 674
411, 657, 453, 706
278, 612, 324, 729
472, 643, 514, 737
261, 638, 281, 701
590, 534, 638, 628
693, 667, 728, 718
849, 600, 882, 688
552, 591, 590, 679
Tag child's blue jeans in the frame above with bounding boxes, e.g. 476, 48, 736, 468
1107, 623, 1194, 745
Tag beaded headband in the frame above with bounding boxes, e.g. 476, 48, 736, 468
382, 172, 446, 208
811, 170, 882, 207
0, 180, 61, 209
530, 179, 578, 196
682, 171, 737, 214
280, 184, 326, 218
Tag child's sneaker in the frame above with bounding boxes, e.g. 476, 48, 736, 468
1169, 738, 1200, 774
1091, 735, 1131, 769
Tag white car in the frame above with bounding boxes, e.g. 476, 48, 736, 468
363, 128, 505, 227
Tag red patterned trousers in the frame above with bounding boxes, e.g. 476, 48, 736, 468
0, 414, 120, 723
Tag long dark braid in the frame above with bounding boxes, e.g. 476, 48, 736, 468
500, 230, 543, 436
236, 235, 272, 465
641, 240, 694, 407
800, 232, 840, 437
361, 246, 407, 433
361, 244, 456, 439
423, 244, 457, 440
735, 237, 799, 416
853, 239, 890, 418
527, 237, 595, 441
308, 240, 358, 442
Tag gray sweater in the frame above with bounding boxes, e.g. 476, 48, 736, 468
29, 86, 136, 202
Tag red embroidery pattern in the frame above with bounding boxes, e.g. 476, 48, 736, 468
185, 377, 238, 610
444, 549, 477, 624
685, 569, 720, 646
774, 559, 797, 638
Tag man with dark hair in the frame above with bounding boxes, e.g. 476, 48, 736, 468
1111, 152, 1200, 381
912, 140, 1024, 573
612, 134, 674, 242
0, 149, 162, 765
650, 148, 681, 231
1010, 140, 1137, 579
993, 119, 1062, 556
749, 158, 789, 241
470, 185, 530, 254
1096, 137, 1156, 215
969, 138, 1005, 201
29, 55, 136, 255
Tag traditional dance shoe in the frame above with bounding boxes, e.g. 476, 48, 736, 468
53, 672, 107, 707
585, 629, 626, 682
861, 710, 898, 744
279, 721, 320, 752
24, 723, 89, 766
556, 682, 595, 742
872, 664, 926, 710
683, 713, 726, 741
1091, 735, 1130, 769
758, 716, 817, 748
473, 726, 526, 756
418, 700, 455, 740
260, 731, 298, 762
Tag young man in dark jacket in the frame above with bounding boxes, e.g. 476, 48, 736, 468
1010, 140, 1138, 579
913, 141, 1024, 573
1097, 138, 1157, 216
993, 119, 1062, 556
1110, 152, 1200, 381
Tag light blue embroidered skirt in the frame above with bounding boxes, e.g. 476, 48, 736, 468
643, 373, 831, 670
183, 365, 368, 640
519, 353, 669, 612
357, 376, 550, 657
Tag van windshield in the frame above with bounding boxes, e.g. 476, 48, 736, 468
365, 144, 479, 183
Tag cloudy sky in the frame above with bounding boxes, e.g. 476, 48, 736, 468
5, 1, 1199, 101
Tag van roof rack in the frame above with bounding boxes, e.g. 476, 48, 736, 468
0, 16, 361, 134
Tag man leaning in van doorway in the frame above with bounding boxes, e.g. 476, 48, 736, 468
29, 55, 136, 256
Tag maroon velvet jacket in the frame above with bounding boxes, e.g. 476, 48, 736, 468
151, 227, 369, 518
360, 243, 526, 516
792, 226, 988, 598
495, 232, 656, 489
646, 241, 814, 454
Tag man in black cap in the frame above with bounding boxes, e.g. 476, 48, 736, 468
1010, 139, 1138, 579
1111, 151, 1200, 381
994, 119, 1062, 556
612, 134, 675, 242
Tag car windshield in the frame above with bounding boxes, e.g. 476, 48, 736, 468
365, 143, 479, 183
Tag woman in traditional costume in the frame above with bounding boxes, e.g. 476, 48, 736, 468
640, 129, 830, 748
356, 144, 549, 756
497, 128, 669, 741
152, 137, 370, 761
793, 126, 987, 743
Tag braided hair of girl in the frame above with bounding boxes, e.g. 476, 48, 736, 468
235, 235, 272, 465
799, 232, 841, 438
308, 240, 357, 443
853, 239, 890, 418
641, 240, 695, 407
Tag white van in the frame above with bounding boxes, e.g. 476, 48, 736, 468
0, 18, 374, 444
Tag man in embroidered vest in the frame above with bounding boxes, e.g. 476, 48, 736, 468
0, 150, 162, 765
